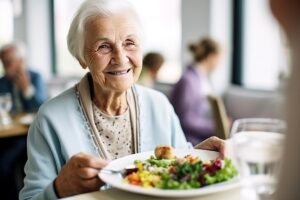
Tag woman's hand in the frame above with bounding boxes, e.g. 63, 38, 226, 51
54, 152, 108, 198
194, 136, 226, 159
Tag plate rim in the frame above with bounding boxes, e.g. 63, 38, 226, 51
98, 149, 240, 198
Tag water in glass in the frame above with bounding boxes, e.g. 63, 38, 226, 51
0, 93, 13, 126
231, 119, 286, 200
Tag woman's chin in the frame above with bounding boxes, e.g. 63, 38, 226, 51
108, 81, 134, 92
105, 75, 135, 90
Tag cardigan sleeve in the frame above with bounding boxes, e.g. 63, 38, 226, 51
168, 99, 190, 148
19, 114, 61, 200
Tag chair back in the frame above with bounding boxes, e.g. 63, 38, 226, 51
207, 95, 230, 139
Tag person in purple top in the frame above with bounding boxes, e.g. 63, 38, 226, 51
170, 37, 221, 145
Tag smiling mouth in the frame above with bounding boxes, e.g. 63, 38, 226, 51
106, 68, 131, 76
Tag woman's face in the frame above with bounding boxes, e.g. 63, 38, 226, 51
207, 53, 220, 72
82, 13, 143, 93
0, 47, 24, 79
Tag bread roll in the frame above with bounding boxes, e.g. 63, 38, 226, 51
154, 145, 175, 159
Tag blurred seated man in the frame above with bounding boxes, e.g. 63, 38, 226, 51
138, 52, 164, 87
0, 42, 46, 113
0, 42, 46, 199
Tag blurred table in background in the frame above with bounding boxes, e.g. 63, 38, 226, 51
0, 112, 35, 199
0, 113, 35, 138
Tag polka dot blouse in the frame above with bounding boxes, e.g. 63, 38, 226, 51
92, 103, 133, 160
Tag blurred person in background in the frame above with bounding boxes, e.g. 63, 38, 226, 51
138, 52, 164, 87
270, 0, 300, 199
170, 37, 221, 145
0, 42, 46, 113
19, 1, 225, 199
0, 43, 46, 199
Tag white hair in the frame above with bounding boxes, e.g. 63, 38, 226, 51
67, 0, 142, 63
0, 42, 26, 59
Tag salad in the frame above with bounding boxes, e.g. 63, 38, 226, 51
124, 145, 238, 189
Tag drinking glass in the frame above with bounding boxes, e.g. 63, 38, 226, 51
0, 93, 13, 126
230, 118, 286, 200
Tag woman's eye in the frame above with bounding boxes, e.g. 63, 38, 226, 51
97, 44, 112, 53
125, 41, 136, 50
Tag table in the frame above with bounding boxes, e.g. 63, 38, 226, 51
61, 187, 241, 200
0, 113, 33, 199
0, 113, 33, 138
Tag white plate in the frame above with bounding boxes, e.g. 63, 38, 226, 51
99, 149, 240, 198
18, 114, 35, 125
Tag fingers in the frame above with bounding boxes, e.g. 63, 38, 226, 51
210, 136, 225, 157
55, 153, 107, 198
15, 68, 26, 79
80, 177, 103, 191
14, 69, 29, 91
194, 136, 226, 159
215, 137, 226, 159
72, 153, 108, 169
70, 152, 108, 180
76, 167, 100, 179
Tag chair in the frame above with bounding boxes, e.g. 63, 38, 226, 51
207, 95, 230, 139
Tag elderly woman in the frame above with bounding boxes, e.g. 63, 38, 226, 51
20, 0, 225, 199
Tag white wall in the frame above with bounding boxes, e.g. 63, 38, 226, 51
181, 0, 210, 65
210, 0, 232, 94
181, 0, 232, 94
13, 0, 26, 42
25, 0, 51, 80
14, 0, 52, 80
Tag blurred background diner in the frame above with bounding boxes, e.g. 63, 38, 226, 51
170, 37, 222, 145
0, 42, 46, 199
0, 42, 46, 113
0, 0, 290, 199
138, 52, 164, 87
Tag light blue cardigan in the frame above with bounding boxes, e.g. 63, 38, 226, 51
20, 84, 188, 200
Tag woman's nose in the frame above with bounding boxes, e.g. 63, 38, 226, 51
111, 47, 129, 65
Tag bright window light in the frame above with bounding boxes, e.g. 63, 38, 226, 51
0, 0, 13, 75
243, 0, 287, 90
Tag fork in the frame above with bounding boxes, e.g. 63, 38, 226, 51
100, 165, 137, 177
101, 168, 126, 175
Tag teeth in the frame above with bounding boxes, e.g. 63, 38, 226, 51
109, 71, 126, 75
108, 69, 131, 75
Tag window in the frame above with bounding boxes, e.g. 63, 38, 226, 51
53, 0, 182, 83
54, 0, 85, 77
0, 0, 14, 75
242, 0, 288, 90
128, 0, 182, 83
0, 0, 13, 45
